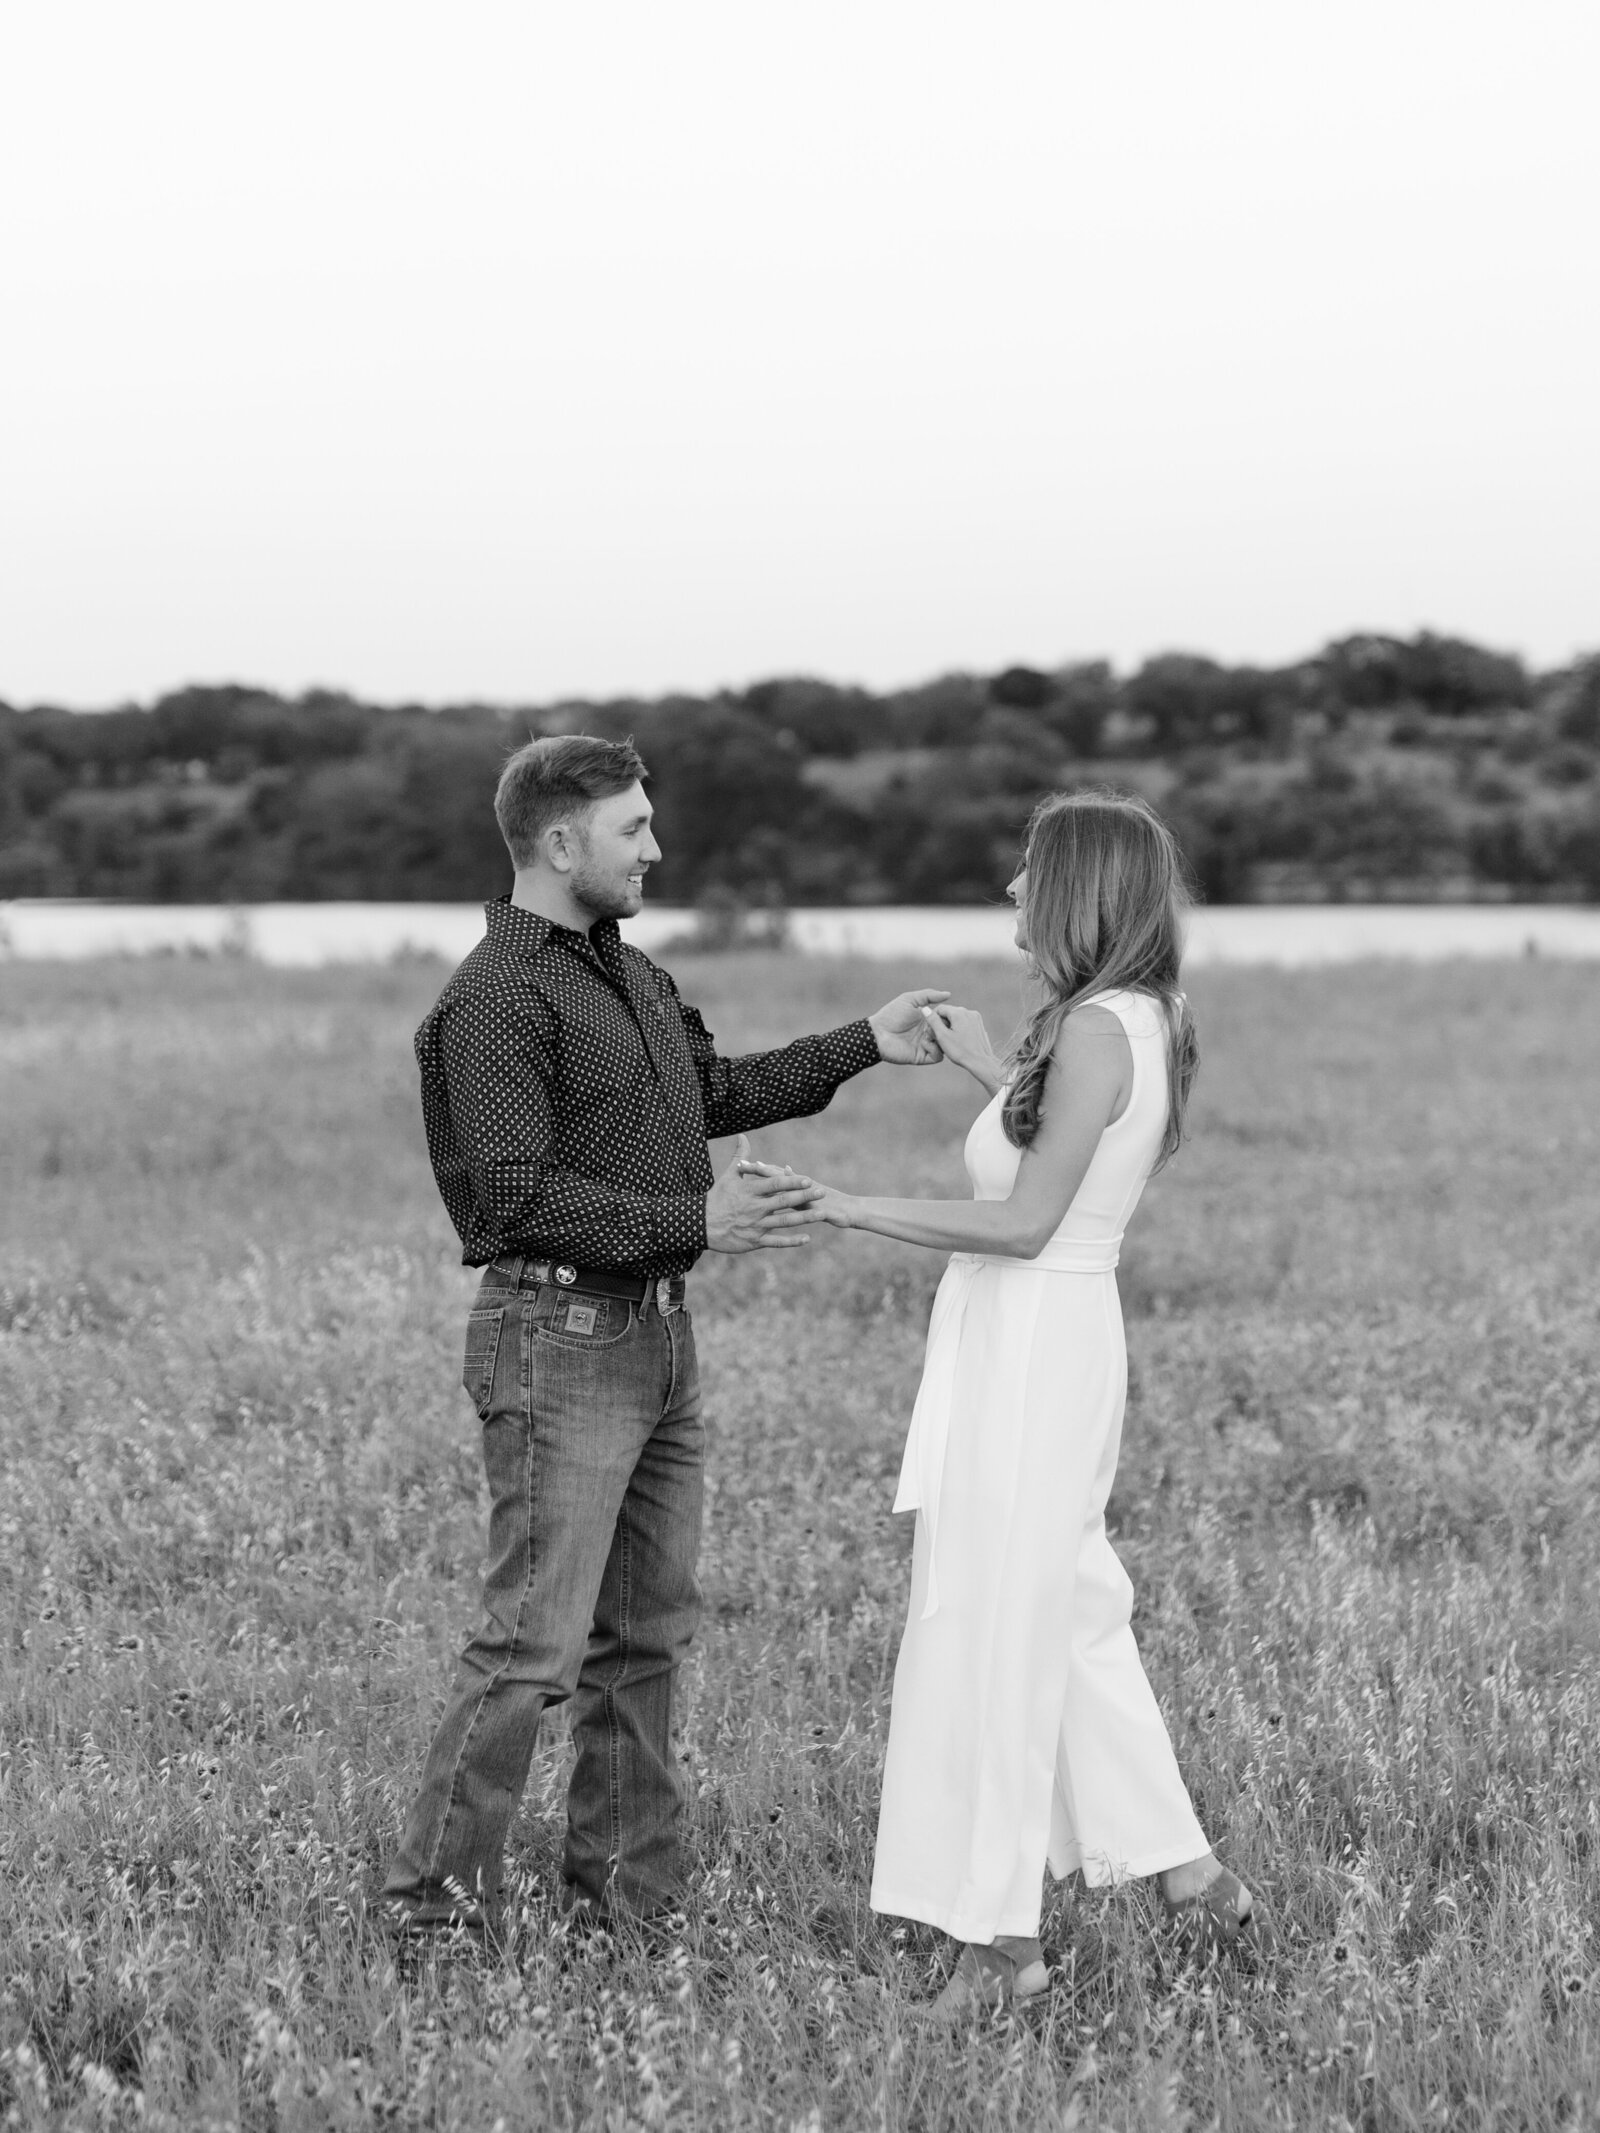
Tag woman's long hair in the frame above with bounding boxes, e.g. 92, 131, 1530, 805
1001, 790, 1198, 1165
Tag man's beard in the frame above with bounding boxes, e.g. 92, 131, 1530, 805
569, 847, 642, 922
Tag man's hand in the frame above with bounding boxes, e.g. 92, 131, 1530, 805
705, 1134, 823, 1254
735, 1155, 856, 1229
869, 989, 951, 1066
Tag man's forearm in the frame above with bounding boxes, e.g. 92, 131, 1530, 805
698, 1020, 881, 1138
481, 1161, 708, 1269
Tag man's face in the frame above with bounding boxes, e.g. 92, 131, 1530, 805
566, 781, 662, 921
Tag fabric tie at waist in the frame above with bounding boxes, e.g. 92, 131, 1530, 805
892, 1241, 1122, 1620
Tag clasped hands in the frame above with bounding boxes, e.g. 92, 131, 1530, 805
703, 989, 1000, 1254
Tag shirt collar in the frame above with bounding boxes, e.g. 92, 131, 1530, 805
484, 896, 622, 957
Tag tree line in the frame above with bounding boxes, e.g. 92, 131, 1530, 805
3, 633, 1598, 907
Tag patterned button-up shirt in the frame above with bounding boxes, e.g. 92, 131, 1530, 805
416, 897, 882, 1275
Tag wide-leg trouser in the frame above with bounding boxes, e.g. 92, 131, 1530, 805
870, 1263, 1208, 1943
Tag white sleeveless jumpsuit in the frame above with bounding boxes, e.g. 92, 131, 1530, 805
869, 988, 1209, 1943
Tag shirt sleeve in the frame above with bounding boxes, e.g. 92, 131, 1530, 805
670, 989, 882, 1140
441, 991, 708, 1266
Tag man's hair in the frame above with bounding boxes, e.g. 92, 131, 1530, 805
494, 734, 648, 868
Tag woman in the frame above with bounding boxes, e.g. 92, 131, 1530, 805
799, 792, 1269, 2015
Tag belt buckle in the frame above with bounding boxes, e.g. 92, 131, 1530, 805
655, 1276, 673, 1315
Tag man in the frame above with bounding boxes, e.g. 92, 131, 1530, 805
383, 733, 947, 1940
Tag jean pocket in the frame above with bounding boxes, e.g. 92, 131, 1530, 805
462, 1306, 505, 1418
531, 1291, 634, 1348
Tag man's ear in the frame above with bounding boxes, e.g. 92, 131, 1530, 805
542, 818, 578, 875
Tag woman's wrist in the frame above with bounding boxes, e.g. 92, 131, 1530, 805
830, 1191, 869, 1231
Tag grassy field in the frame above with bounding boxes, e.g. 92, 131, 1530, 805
2, 946, 1599, 2131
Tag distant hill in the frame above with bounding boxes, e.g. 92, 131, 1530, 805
3, 635, 1598, 905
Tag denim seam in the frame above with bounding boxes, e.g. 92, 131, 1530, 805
422, 1304, 539, 1903
604, 1499, 633, 1898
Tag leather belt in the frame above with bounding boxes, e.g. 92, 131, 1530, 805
490, 1254, 686, 1314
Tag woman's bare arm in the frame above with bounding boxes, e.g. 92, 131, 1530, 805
804, 1006, 1133, 1256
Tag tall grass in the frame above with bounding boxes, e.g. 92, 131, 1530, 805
2, 950, 1598, 2130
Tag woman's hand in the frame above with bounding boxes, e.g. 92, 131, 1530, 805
736, 1157, 858, 1228
920, 1003, 1005, 1094
802, 1181, 859, 1228
868, 988, 951, 1065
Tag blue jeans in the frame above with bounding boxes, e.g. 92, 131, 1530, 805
382, 1271, 704, 1933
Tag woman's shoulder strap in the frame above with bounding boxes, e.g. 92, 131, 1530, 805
1070, 986, 1133, 1018
1075, 987, 1164, 1036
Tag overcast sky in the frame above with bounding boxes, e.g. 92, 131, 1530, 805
2, 1, 1596, 709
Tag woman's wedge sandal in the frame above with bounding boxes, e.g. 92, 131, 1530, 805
921, 1936, 1051, 2023
1161, 1868, 1275, 1958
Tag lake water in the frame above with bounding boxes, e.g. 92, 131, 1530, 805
4, 899, 1600, 967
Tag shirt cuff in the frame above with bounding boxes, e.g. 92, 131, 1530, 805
817, 1017, 883, 1084
653, 1191, 709, 1263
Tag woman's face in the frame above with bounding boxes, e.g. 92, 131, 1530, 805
1007, 862, 1028, 951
